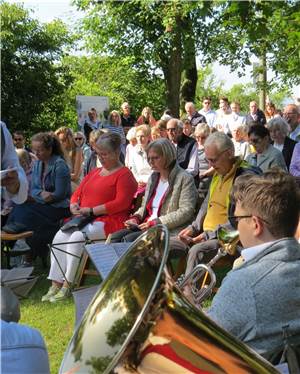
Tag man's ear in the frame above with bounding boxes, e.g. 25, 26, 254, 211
252, 215, 264, 237
228, 148, 235, 159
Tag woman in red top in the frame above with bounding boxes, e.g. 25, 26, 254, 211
42, 132, 137, 302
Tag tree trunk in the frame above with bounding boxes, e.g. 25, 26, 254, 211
180, 19, 198, 113
258, 52, 267, 111
162, 19, 182, 118
180, 54, 198, 112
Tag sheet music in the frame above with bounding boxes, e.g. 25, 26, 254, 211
85, 243, 131, 280
1, 267, 34, 282
114, 243, 131, 258
1, 268, 37, 298
72, 285, 100, 327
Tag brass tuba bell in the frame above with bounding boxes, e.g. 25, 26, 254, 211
60, 225, 277, 374
177, 227, 240, 307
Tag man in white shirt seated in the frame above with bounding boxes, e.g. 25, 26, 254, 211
198, 96, 217, 128
1, 286, 50, 374
207, 170, 300, 361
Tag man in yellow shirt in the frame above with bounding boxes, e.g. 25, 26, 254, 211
176, 132, 260, 284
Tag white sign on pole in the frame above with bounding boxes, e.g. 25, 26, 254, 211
76, 95, 109, 127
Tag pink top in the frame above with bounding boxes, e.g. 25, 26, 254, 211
71, 167, 138, 235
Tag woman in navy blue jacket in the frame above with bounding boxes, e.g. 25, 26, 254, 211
3, 132, 71, 264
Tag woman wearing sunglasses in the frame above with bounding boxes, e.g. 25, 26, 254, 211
245, 125, 287, 173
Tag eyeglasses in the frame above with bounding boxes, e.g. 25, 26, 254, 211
228, 215, 252, 229
205, 148, 229, 164
195, 135, 207, 140
14, 137, 23, 141
229, 214, 269, 229
249, 137, 263, 145
75, 137, 83, 141
167, 128, 177, 132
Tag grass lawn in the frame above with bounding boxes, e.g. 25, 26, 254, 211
20, 268, 75, 374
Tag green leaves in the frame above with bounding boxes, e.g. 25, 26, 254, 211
1, 2, 73, 135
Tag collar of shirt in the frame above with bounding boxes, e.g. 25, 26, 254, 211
290, 125, 300, 140
242, 240, 276, 262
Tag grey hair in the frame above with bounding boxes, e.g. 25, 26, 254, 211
166, 118, 183, 130
185, 102, 195, 110
147, 138, 176, 169
266, 117, 289, 137
96, 132, 121, 153
204, 131, 234, 152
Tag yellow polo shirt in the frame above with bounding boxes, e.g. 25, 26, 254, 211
203, 162, 239, 232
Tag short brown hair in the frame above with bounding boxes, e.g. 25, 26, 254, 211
232, 170, 300, 238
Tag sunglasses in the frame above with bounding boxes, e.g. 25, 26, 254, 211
14, 138, 23, 141
75, 137, 83, 141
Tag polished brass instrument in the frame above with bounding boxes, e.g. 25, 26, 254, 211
177, 227, 240, 307
60, 225, 278, 374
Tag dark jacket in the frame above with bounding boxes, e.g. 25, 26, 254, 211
190, 112, 207, 127
176, 133, 196, 170
245, 109, 266, 128
282, 136, 297, 169
121, 114, 136, 128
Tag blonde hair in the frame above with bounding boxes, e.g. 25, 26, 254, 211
135, 124, 151, 137
194, 123, 210, 138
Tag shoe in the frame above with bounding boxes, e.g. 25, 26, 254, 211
41, 285, 61, 302
12, 239, 30, 253
2, 222, 28, 234
19, 261, 33, 268
49, 287, 71, 302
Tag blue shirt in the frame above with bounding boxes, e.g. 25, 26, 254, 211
1, 320, 50, 374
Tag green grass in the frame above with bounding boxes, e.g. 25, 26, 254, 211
20, 270, 75, 374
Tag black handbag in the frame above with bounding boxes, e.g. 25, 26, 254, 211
60, 215, 94, 232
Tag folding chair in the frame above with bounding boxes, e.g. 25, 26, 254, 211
1, 230, 33, 269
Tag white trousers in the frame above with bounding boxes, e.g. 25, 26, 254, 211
48, 221, 105, 284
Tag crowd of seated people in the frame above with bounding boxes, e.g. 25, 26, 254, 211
1, 99, 300, 371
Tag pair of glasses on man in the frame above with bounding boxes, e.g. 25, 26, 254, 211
228, 215, 269, 229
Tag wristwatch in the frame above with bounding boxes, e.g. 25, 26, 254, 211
89, 207, 94, 216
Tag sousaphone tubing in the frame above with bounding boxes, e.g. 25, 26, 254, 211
60, 225, 278, 373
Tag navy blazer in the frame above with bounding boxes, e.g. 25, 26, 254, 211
282, 136, 297, 169
245, 109, 266, 128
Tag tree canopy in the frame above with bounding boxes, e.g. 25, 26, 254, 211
1, 2, 73, 134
